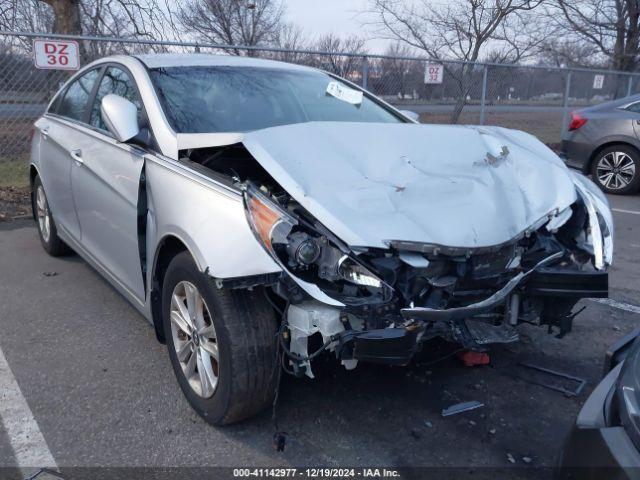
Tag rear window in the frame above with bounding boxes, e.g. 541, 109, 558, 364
626, 102, 640, 113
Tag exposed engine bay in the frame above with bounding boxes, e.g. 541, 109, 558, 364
181, 131, 613, 378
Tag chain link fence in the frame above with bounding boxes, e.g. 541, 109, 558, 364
2, 31, 640, 174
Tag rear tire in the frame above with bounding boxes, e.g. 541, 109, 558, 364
32, 175, 72, 256
591, 145, 640, 195
162, 252, 278, 425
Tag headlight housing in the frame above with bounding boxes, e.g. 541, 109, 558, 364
243, 184, 393, 305
572, 172, 614, 269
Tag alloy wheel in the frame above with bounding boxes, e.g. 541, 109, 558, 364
36, 185, 51, 243
170, 281, 219, 398
596, 151, 636, 190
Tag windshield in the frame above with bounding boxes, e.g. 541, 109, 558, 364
149, 66, 403, 133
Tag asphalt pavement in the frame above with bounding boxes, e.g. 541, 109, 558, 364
0, 194, 639, 480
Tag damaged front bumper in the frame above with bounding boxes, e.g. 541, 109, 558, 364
282, 253, 608, 377
236, 173, 613, 378
399, 251, 608, 322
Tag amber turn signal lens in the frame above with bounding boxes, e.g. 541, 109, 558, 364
248, 195, 282, 250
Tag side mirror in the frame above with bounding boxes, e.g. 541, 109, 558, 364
399, 109, 420, 122
101, 94, 140, 142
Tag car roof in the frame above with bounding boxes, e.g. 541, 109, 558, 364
580, 93, 640, 113
132, 53, 315, 72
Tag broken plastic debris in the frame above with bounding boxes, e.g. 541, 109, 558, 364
441, 400, 484, 417
457, 350, 490, 367
272, 431, 287, 452
42, 271, 58, 277
326, 81, 363, 105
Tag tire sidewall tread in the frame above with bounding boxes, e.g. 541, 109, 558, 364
162, 252, 277, 425
33, 175, 72, 256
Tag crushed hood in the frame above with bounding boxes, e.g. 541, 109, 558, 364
241, 122, 577, 249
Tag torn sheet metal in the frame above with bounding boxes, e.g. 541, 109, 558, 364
545, 206, 573, 232
241, 122, 577, 250
517, 362, 587, 397
400, 251, 563, 321
572, 172, 614, 268
326, 81, 363, 105
442, 401, 484, 417
176, 132, 244, 151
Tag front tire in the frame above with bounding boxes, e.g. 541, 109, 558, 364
162, 252, 278, 425
32, 175, 72, 256
591, 145, 640, 195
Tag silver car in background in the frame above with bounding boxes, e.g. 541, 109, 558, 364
30, 54, 614, 425
561, 94, 640, 195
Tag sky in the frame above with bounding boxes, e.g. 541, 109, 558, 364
284, 0, 391, 53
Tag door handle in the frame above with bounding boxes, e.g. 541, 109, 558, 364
40, 126, 49, 138
70, 148, 83, 164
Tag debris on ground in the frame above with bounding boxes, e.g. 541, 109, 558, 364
441, 400, 484, 417
489, 428, 496, 435
469, 420, 477, 426
516, 362, 586, 397
43, 272, 58, 277
457, 350, 491, 367
506, 453, 516, 464
0, 186, 30, 221
423, 420, 433, 428
522, 456, 533, 464
272, 432, 287, 452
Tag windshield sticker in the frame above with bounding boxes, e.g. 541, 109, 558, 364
326, 81, 363, 105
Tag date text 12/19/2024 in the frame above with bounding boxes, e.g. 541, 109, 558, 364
233, 468, 400, 478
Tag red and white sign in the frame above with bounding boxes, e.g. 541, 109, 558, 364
424, 63, 444, 84
593, 74, 605, 90
33, 39, 80, 70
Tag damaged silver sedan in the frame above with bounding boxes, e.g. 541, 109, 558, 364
30, 54, 613, 424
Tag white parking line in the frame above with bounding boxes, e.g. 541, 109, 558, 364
0, 345, 57, 472
612, 208, 640, 216
591, 298, 640, 315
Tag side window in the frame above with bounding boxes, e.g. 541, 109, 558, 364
626, 102, 640, 113
90, 66, 142, 131
47, 92, 63, 114
56, 69, 100, 122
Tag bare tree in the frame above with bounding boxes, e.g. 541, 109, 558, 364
176, 0, 285, 55
545, 0, 640, 73
0, 0, 53, 48
537, 40, 601, 69
40, 0, 81, 34
379, 42, 415, 98
0, 0, 176, 54
308, 33, 367, 80
268, 23, 311, 63
366, 0, 543, 122
78, 0, 177, 59
543, 0, 639, 97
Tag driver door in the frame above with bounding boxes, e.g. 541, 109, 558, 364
69, 65, 147, 301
